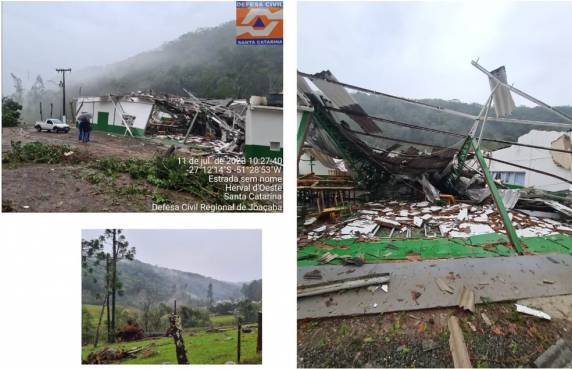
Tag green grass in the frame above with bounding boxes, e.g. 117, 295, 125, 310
210, 314, 236, 327
83, 304, 141, 318
81, 327, 261, 364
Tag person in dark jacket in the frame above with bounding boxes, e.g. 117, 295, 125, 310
83, 118, 92, 143
78, 114, 91, 143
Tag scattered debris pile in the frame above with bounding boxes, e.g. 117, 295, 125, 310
301, 198, 572, 243
117, 319, 145, 342
135, 91, 247, 156
83, 345, 157, 364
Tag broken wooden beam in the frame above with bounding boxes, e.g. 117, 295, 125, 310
297, 274, 389, 298
448, 316, 472, 368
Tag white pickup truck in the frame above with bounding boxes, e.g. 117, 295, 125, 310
34, 118, 70, 133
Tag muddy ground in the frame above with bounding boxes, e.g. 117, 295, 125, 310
298, 298, 572, 368
2, 126, 282, 212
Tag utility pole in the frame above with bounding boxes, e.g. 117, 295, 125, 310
56, 68, 71, 123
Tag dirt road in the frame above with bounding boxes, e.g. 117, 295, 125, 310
2, 127, 283, 212
2, 126, 168, 160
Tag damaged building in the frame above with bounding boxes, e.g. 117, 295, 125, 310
74, 91, 283, 160
75, 95, 154, 136
245, 94, 283, 160
297, 61, 572, 338
489, 130, 572, 191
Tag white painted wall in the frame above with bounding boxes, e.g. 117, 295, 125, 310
245, 105, 283, 148
76, 97, 154, 130
489, 130, 572, 191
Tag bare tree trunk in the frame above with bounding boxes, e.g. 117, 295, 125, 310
93, 294, 108, 348
168, 313, 189, 364
106, 255, 111, 343
111, 229, 117, 343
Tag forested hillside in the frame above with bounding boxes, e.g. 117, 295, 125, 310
8, 21, 282, 123
354, 92, 572, 150
82, 259, 244, 309
72, 21, 282, 98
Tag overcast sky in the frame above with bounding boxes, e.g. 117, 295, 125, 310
299, 1, 572, 106
2, 1, 234, 93
81, 229, 261, 283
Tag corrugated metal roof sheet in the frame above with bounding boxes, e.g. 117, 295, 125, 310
489, 66, 516, 117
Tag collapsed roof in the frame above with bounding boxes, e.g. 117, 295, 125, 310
298, 72, 459, 183
75, 91, 248, 156
136, 91, 246, 156
298, 61, 572, 200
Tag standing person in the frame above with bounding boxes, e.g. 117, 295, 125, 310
78, 118, 85, 142
83, 117, 92, 143
78, 113, 91, 143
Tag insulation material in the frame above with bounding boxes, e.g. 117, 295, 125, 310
303, 71, 459, 179
498, 189, 520, 209
309, 71, 381, 134
419, 175, 440, 202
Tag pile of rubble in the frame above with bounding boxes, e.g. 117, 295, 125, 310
83, 345, 157, 364
134, 91, 246, 156
302, 198, 572, 243
117, 319, 145, 342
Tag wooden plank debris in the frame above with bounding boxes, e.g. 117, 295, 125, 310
458, 286, 475, 313
319, 252, 337, 264
481, 312, 492, 326
297, 275, 390, 298
448, 316, 472, 368
435, 277, 455, 294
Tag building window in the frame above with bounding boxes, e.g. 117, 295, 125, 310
269, 141, 281, 151
492, 171, 525, 186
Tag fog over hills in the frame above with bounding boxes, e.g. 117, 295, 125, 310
82, 259, 245, 309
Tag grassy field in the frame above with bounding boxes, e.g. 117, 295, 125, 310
83, 304, 141, 318
81, 327, 261, 364
84, 305, 235, 328
210, 314, 236, 327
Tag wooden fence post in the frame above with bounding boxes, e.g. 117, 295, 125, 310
256, 312, 262, 353
237, 317, 241, 364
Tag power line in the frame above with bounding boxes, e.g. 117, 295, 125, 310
56, 68, 72, 122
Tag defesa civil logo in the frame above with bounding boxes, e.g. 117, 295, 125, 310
236, 1, 283, 45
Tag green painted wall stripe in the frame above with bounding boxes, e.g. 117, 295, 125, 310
245, 144, 283, 160
91, 123, 146, 136
297, 111, 311, 156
